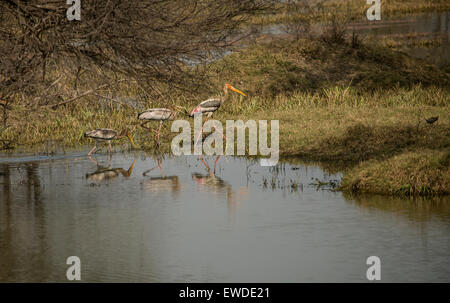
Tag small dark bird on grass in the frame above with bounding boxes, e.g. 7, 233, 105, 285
425, 116, 438, 124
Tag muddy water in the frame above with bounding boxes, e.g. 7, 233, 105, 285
0, 152, 449, 282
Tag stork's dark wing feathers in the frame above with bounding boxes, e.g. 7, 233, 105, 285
199, 98, 222, 109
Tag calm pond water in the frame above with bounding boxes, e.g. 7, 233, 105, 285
0, 151, 449, 282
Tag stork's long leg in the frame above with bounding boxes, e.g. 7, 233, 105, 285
88, 143, 97, 156
199, 155, 211, 173
88, 154, 98, 164
194, 114, 212, 146
142, 120, 163, 147
140, 121, 151, 130
214, 155, 221, 174
158, 157, 165, 178
212, 120, 226, 140
108, 141, 112, 156
143, 166, 158, 176
157, 120, 163, 147
143, 157, 165, 178
141, 120, 160, 134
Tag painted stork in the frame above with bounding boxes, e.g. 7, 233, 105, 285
190, 83, 246, 145
84, 128, 135, 156
138, 108, 176, 147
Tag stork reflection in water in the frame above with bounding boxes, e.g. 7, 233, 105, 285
141, 154, 182, 194
86, 158, 135, 182
192, 155, 248, 216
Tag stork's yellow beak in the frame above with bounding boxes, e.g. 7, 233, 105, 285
229, 85, 246, 97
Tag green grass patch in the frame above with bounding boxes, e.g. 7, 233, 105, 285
340, 150, 450, 196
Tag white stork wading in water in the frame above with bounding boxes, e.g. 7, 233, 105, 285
84, 128, 136, 156
190, 83, 246, 145
138, 108, 176, 147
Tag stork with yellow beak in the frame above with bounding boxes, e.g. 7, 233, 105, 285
190, 83, 246, 145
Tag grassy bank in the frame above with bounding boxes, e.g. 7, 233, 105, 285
206, 38, 448, 97
230, 101, 449, 196
1, 36, 449, 196
341, 149, 450, 196
340, 150, 449, 196
211, 38, 449, 196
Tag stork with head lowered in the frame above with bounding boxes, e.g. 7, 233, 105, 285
84, 128, 136, 156
138, 107, 177, 147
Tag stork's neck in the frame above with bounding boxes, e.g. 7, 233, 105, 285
125, 160, 135, 176
116, 129, 128, 139
222, 84, 229, 103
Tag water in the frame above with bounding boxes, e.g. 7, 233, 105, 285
0, 151, 449, 282
153, 12, 450, 70
352, 11, 449, 66
260, 11, 450, 66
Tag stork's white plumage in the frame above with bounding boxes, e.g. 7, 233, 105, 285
138, 108, 176, 147
138, 108, 175, 121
